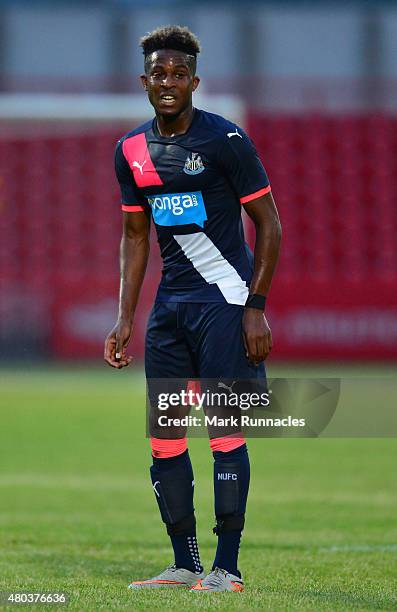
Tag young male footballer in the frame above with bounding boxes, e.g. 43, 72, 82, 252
104, 25, 281, 593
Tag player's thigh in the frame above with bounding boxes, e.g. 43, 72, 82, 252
194, 303, 266, 441
145, 302, 196, 439
196, 303, 265, 379
145, 302, 196, 378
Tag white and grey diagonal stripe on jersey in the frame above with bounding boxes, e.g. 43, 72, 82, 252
173, 233, 249, 305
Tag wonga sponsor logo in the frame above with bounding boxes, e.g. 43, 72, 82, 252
147, 191, 207, 228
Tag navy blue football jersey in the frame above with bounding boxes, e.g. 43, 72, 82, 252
115, 108, 271, 304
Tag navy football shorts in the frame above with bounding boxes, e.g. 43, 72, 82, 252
145, 302, 267, 440
145, 301, 265, 380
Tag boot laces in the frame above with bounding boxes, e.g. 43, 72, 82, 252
205, 567, 228, 587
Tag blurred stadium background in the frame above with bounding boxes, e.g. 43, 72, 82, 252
1, 0, 397, 363
1, 3, 397, 608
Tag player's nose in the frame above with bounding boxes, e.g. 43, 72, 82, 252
161, 73, 176, 88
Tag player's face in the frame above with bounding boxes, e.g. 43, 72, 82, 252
141, 50, 200, 117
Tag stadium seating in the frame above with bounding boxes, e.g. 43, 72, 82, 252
246, 114, 397, 284
1, 115, 396, 358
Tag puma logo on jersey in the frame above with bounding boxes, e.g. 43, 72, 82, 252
132, 159, 147, 174
227, 129, 242, 139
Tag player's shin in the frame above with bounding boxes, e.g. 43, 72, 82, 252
150, 447, 203, 574
212, 442, 250, 577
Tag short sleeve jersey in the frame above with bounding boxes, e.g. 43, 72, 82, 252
115, 108, 270, 305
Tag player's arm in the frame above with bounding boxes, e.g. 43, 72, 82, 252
104, 138, 150, 369
218, 126, 281, 364
242, 191, 281, 364
104, 209, 150, 368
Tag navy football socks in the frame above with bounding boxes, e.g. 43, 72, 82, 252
152, 444, 250, 576
212, 444, 250, 577
213, 529, 242, 577
170, 533, 202, 574
152, 450, 203, 573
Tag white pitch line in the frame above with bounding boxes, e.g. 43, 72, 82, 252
0, 474, 140, 491
319, 544, 397, 552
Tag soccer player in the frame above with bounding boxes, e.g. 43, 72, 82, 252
104, 25, 281, 593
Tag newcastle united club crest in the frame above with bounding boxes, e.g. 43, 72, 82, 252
183, 152, 205, 175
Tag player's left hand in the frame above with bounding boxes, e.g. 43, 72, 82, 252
242, 309, 272, 365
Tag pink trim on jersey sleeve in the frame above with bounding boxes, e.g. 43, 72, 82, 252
122, 133, 163, 188
121, 204, 146, 212
240, 185, 271, 204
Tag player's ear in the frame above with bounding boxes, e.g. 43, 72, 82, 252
140, 74, 148, 91
192, 76, 200, 92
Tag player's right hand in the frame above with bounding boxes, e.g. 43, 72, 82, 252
104, 320, 133, 369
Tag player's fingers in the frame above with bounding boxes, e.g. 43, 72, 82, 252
115, 333, 125, 363
254, 340, 262, 363
116, 349, 133, 368
251, 337, 259, 364
255, 336, 266, 365
260, 335, 269, 361
105, 355, 122, 368
104, 336, 115, 359
246, 334, 257, 364
104, 354, 121, 368
105, 359, 121, 369
104, 337, 124, 368
263, 329, 272, 360
119, 356, 133, 368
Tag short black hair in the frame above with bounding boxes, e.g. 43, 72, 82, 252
140, 25, 201, 74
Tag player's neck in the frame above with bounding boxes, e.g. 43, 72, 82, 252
155, 105, 195, 138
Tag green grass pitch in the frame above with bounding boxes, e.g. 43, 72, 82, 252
0, 365, 396, 610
